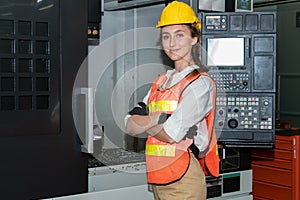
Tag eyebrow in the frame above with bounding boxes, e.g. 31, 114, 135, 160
162, 29, 185, 35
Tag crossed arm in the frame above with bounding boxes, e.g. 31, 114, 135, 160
125, 112, 176, 143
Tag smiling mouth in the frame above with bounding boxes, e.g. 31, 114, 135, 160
169, 49, 180, 54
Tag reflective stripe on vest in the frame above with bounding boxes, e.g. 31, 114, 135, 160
146, 99, 177, 157
146, 144, 176, 157
148, 100, 178, 113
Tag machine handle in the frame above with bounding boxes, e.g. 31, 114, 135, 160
223, 143, 274, 149
80, 87, 94, 153
246, 37, 251, 58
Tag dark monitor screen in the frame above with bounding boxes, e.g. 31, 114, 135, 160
207, 37, 245, 66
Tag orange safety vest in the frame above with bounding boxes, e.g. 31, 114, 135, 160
146, 69, 219, 185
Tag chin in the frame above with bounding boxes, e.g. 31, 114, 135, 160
167, 54, 182, 62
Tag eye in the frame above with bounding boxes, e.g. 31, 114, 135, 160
176, 33, 184, 38
162, 35, 169, 40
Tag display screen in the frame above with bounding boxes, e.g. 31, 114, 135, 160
207, 38, 244, 66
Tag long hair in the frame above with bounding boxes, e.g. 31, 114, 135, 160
188, 24, 208, 73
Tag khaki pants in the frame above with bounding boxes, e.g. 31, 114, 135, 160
153, 153, 207, 200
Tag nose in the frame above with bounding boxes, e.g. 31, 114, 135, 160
169, 35, 176, 47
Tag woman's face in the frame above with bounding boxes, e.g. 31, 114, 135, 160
161, 24, 197, 64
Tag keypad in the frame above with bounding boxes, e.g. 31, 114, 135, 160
211, 73, 249, 92
216, 96, 273, 130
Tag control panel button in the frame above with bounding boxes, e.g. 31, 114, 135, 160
228, 119, 238, 128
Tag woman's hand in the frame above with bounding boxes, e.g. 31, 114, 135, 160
128, 102, 148, 116
125, 110, 160, 135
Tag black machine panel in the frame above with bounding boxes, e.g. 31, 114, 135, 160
0, 1, 89, 199
200, 12, 276, 93
200, 12, 276, 148
201, 12, 276, 33
204, 33, 276, 93
215, 93, 275, 147
88, 0, 102, 44
216, 94, 274, 131
0, 0, 60, 136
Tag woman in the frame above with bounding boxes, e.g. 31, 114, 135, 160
125, 1, 219, 199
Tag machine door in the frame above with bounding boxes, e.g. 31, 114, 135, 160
0, 0, 88, 199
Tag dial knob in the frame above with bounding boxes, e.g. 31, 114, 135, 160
218, 121, 224, 127
218, 109, 224, 116
228, 119, 238, 128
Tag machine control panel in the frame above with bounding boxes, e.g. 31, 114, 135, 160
200, 12, 276, 34
204, 15, 227, 31
211, 72, 250, 92
216, 94, 274, 131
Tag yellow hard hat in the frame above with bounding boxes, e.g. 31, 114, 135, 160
156, 1, 201, 31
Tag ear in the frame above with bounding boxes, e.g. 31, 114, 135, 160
191, 37, 198, 45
